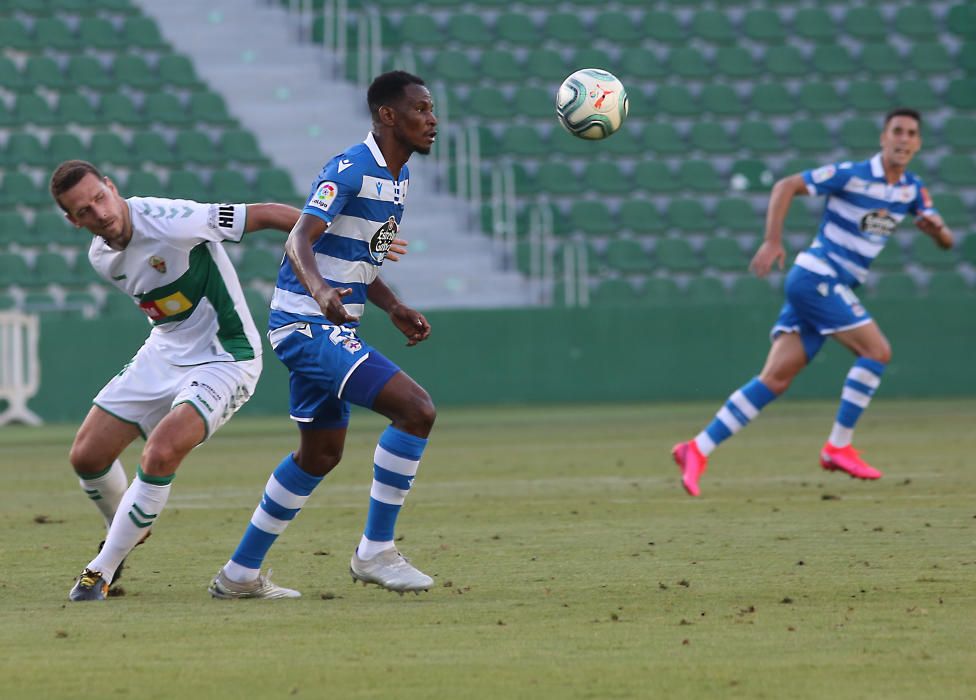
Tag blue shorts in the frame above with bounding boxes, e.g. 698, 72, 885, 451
271, 323, 400, 430
771, 265, 873, 361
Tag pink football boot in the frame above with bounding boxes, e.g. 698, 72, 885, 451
671, 440, 708, 496
820, 443, 882, 480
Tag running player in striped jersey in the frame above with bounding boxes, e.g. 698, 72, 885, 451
672, 108, 954, 496
49, 160, 303, 599
209, 71, 437, 598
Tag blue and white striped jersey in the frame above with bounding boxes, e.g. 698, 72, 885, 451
270, 132, 408, 329
796, 153, 937, 287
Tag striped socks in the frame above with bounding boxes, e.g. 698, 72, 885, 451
695, 377, 778, 456
828, 358, 886, 448
357, 426, 427, 561
76, 459, 128, 531
223, 454, 323, 584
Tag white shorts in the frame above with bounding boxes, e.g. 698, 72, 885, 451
93, 341, 262, 441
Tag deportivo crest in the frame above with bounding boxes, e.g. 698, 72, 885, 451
369, 216, 398, 263
341, 337, 362, 354
149, 256, 167, 273
308, 181, 338, 213
860, 210, 896, 237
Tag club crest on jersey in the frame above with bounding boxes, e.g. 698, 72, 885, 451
341, 337, 362, 354
309, 181, 338, 213
369, 216, 398, 263
860, 210, 896, 236
149, 256, 167, 273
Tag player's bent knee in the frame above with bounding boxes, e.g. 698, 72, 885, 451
140, 441, 188, 476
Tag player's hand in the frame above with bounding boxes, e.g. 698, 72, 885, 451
389, 304, 431, 346
914, 213, 953, 249
749, 240, 786, 278
383, 238, 409, 263
316, 287, 360, 325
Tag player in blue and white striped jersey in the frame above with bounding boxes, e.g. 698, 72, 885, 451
210, 71, 439, 598
673, 108, 955, 496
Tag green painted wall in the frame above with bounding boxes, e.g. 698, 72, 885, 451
22, 298, 976, 424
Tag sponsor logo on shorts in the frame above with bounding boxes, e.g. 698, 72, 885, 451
190, 380, 223, 403
308, 181, 338, 213
195, 395, 214, 413
860, 210, 896, 236
369, 216, 398, 263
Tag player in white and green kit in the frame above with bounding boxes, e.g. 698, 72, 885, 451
49, 160, 302, 601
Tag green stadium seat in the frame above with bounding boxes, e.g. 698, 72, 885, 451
78, 17, 125, 51
703, 236, 747, 270
843, 7, 888, 41
894, 6, 938, 40
930, 194, 967, 229
255, 168, 301, 203
947, 79, 976, 110
793, 8, 835, 42
656, 238, 700, 272
57, 93, 99, 127
938, 155, 976, 186
123, 17, 168, 49
89, 132, 134, 166
533, 162, 578, 196
763, 45, 807, 78
62, 289, 100, 316
0, 172, 48, 208
871, 240, 904, 270
495, 12, 539, 45
32, 210, 76, 245
3, 133, 47, 167
480, 50, 522, 81
396, 13, 445, 46
0, 18, 34, 52
655, 85, 698, 117
46, 133, 86, 167
24, 56, 65, 90
798, 82, 845, 114
811, 44, 858, 77
131, 131, 174, 165
22, 290, 60, 314
544, 12, 587, 43
668, 47, 710, 79
514, 87, 552, 120
639, 276, 680, 305
0, 293, 19, 311
158, 54, 202, 89
910, 42, 954, 75
642, 10, 685, 44
14, 94, 59, 127
729, 159, 774, 193
642, 121, 688, 156
602, 127, 642, 157
619, 200, 666, 236
167, 170, 208, 200
0, 212, 32, 245
666, 199, 711, 233
590, 278, 641, 306
909, 237, 959, 269
67, 56, 112, 91
730, 276, 772, 303
499, 125, 549, 157
0, 252, 33, 287
604, 239, 653, 273
947, 3, 976, 39
839, 118, 880, 153
625, 87, 653, 120
685, 276, 727, 304
99, 93, 142, 126
125, 171, 165, 197
568, 200, 616, 236
595, 10, 643, 43
189, 92, 236, 127
845, 81, 891, 113
583, 162, 631, 196
634, 161, 680, 194
700, 85, 745, 116
925, 271, 972, 299
738, 121, 784, 154
446, 13, 491, 46
869, 272, 919, 300
742, 9, 786, 43
713, 47, 761, 79
788, 120, 833, 153
431, 50, 478, 82
959, 43, 976, 73
524, 49, 564, 82
572, 48, 615, 74
219, 130, 267, 165
959, 235, 976, 265
750, 83, 795, 115
144, 93, 191, 126
859, 43, 905, 77
715, 198, 761, 233
680, 159, 735, 204
174, 130, 220, 166
690, 9, 735, 44
893, 80, 940, 111
31, 252, 75, 286
690, 122, 737, 154
211, 170, 254, 202
467, 87, 509, 120
0, 56, 27, 93
34, 17, 79, 51
237, 248, 280, 283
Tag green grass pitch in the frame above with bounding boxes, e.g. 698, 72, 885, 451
1, 399, 974, 699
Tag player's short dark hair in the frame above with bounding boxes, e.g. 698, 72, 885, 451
50, 159, 104, 210
884, 107, 922, 129
367, 71, 426, 118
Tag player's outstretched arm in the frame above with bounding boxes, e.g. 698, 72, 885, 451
285, 213, 359, 325
914, 213, 954, 250
367, 277, 430, 347
244, 203, 302, 234
750, 174, 809, 278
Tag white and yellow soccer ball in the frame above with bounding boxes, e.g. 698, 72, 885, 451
555, 68, 629, 140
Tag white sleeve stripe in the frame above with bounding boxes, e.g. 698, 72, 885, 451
848, 366, 881, 389
374, 445, 420, 476
841, 387, 872, 408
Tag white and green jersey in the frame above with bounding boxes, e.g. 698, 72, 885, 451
89, 197, 260, 366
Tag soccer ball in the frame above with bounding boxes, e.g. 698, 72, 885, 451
555, 69, 629, 140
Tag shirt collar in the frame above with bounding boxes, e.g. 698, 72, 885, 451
871, 152, 907, 184
364, 132, 386, 168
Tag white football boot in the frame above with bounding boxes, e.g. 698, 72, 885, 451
350, 549, 433, 594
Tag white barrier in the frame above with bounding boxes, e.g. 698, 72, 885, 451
0, 311, 42, 427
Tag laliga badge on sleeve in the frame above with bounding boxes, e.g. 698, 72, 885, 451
308, 181, 338, 213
